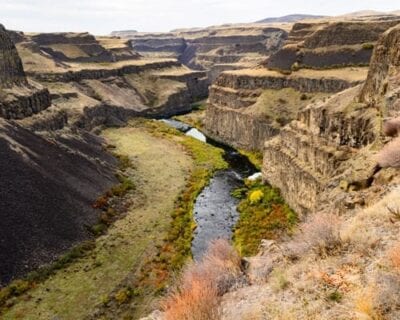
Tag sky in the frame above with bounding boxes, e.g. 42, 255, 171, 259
0, 0, 399, 35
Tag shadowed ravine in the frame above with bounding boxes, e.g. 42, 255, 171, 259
161, 119, 257, 260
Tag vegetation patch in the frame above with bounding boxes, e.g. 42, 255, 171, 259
233, 179, 297, 256
238, 149, 263, 170
0, 240, 95, 311
173, 105, 206, 130
98, 119, 228, 317
135, 120, 227, 287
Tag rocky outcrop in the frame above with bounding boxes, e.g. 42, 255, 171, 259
205, 68, 367, 150
0, 24, 26, 87
263, 86, 377, 214
0, 25, 52, 120
130, 34, 187, 57
267, 20, 400, 71
263, 23, 400, 215
206, 105, 279, 149
180, 28, 287, 71
0, 83, 51, 119
29, 32, 115, 63
96, 36, 142, 62
360, 24, 400, 113
212, 69, 362, 92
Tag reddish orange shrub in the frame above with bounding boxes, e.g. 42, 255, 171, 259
161, 239, 242, 320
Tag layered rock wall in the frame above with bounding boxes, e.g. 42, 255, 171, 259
263, 86, 377, 214
263, 24, 400, 215
29, 60, 181, 82
0, 24, 26, 87
123, 26, 288, 82
0, 25, 52, 120
205, 68, 366, 150
267, 20, 400, 71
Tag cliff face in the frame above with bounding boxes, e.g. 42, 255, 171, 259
205, 67, 367, 150
205, 18, 400, 154
0, 24, 26, 87
360, 24, 400, 113
267, 20, 400, 71
14, 31, 208, 130
263, 23, 400, 215
29, 32, 115, 63
119, 26, 288, 83
0, 25, 51, 120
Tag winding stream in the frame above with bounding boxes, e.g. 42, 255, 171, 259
161, 119, 258, 260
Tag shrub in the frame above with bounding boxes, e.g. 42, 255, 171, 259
300, 93, 308, 101
163, 280, 221, 320
114, 288, 130, 304
327, 290, 342, 302
249, 189, 264, 204
295, 213, 342, 256
372, 273, 400, 317
377, 137, 400, 168
161, 240, 242, 320
270, 268, 289, 291
355, 288, 383, 320
383, 117, 400, 137
291, 62, 300, 72
362, 43, 375, 50
277, 98, 287, 104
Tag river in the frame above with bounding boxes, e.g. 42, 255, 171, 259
160, 119, 258, 260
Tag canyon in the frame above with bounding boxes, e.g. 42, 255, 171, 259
1, 8, 400, 320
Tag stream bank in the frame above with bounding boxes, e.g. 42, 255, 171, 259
161, 119, 258, 260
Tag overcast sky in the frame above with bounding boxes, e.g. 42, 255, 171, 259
0, 0, 399, 35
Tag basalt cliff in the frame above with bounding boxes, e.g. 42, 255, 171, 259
214, 22, 400, 320
204, 17, 400, 151
113, 25, 288, 84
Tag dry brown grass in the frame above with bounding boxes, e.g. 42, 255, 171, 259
355, 288, 384, 320
374, 274, 400, 318
377, 137, 400, 168
289, 213, 343, 257
383, 118, 400, 137
388, 242, 400, 272
161, 239, 242, 320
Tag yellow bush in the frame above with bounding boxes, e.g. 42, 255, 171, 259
249, 190, 264, 204
114, 288, 129, 304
